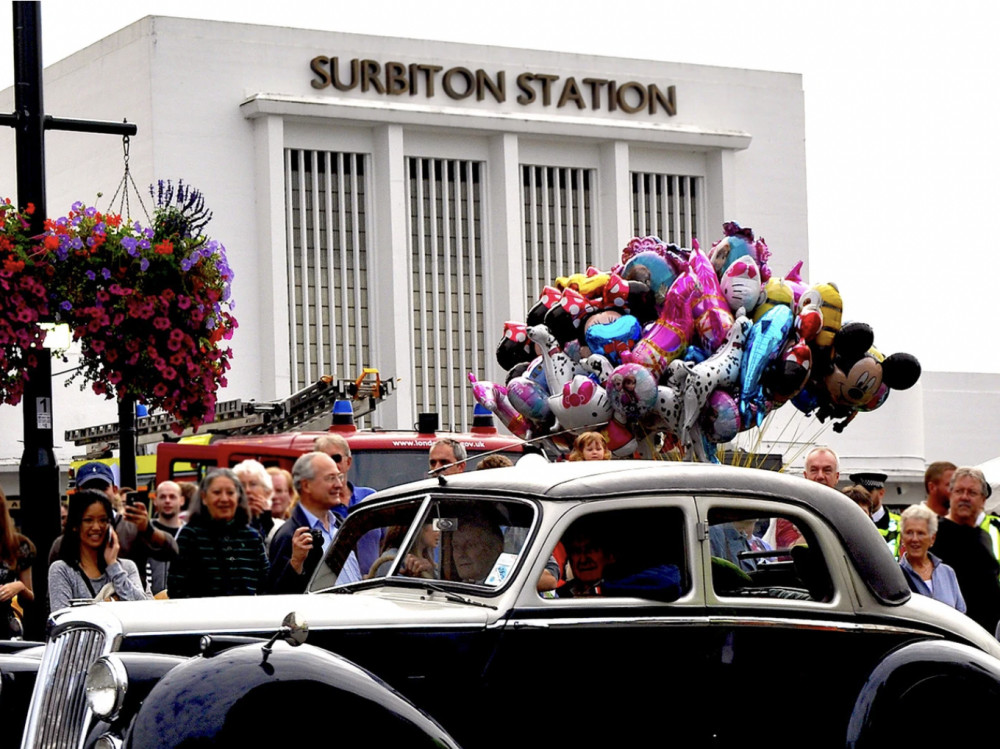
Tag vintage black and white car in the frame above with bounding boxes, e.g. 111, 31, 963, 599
6, 461, 1000, 749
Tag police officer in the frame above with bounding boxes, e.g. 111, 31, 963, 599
850, 472, 900, 556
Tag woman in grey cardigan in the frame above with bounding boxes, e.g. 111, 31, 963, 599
48, 489, 147, 613
898, 503, 966, 613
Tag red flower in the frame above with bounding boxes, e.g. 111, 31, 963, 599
154, 241, 174, 255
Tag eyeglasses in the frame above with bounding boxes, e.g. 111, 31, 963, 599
326, 453, 344, 464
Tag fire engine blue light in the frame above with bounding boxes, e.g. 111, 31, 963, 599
332, 400, 354, 415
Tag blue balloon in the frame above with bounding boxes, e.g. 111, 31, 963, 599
739, 306, 793, 426
585, 314, 641, 366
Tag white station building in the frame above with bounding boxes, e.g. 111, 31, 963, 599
1, 16, 997, 502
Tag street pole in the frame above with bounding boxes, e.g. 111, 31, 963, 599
5, 1, 138, 638
12, 0, 59, 641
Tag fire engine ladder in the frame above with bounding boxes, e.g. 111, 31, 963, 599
65, 371, 395, 453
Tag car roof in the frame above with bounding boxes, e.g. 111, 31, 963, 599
371, 460, 910, 605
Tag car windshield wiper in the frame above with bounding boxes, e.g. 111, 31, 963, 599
311, 578, 381, 595
419, 581, 498, 610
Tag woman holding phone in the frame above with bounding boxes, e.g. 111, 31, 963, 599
48, 489, 148, 613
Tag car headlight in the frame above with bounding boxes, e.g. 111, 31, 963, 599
85, 655, 128, 719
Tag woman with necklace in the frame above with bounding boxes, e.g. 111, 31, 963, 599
898, 504, 966, 612
48, 489, 148, 614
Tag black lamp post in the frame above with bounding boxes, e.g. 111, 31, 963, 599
4, 1, 137, 637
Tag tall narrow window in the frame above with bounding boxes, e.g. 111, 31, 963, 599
521, 165, 595, 309
285, 150, 371, 401
631, 172, 702, 248
407, 158, 485, 432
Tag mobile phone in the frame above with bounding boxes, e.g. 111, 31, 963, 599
125, 490, 146, 508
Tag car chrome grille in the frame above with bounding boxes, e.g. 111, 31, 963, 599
22, 625, 110, 749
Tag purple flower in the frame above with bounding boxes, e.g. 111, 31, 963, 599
122, 236, 139, 255
139, 258, 149, 271
60, 301, 72, 311
84, 206, 97, 218
101, 268, 111, 280
85, 270, 96, 280
71, 201, 84, 212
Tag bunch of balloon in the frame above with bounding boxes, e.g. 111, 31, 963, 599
470, 221, 921, 462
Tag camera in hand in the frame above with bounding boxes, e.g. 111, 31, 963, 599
309, 528, 324, 550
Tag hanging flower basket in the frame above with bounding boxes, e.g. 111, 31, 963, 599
39, 182, 238, 431
0, 200, 50, 407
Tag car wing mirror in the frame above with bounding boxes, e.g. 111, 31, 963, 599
261, 611, 309, 665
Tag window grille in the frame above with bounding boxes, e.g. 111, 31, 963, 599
631, 172, 702, 248
285, 149, 371, 418
406, 157, 485, 432
521, 165, 595, 309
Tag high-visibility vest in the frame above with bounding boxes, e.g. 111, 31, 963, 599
979, 515, 1000, 574
879, 511, 902, 558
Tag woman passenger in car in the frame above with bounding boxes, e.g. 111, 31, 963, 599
167, 469, 268, 598
369, 523, 440, 579
898, 504, 966, 613
48, 489, 148, 613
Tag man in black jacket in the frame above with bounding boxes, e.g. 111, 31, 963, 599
266, 452, 344, 594
930, 467, 1000, 635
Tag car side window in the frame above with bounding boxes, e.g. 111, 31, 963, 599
707, 508, 833, 603
541, 507, 688, 602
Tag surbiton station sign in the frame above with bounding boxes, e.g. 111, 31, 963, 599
310, 55, 677, 117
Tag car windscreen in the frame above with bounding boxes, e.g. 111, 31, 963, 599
309, 495, 537, 594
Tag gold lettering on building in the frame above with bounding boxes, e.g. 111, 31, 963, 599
309, 56, 676, 117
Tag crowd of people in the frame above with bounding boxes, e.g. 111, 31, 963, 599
0, 433, 997, 641
796, 448, 996, 631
